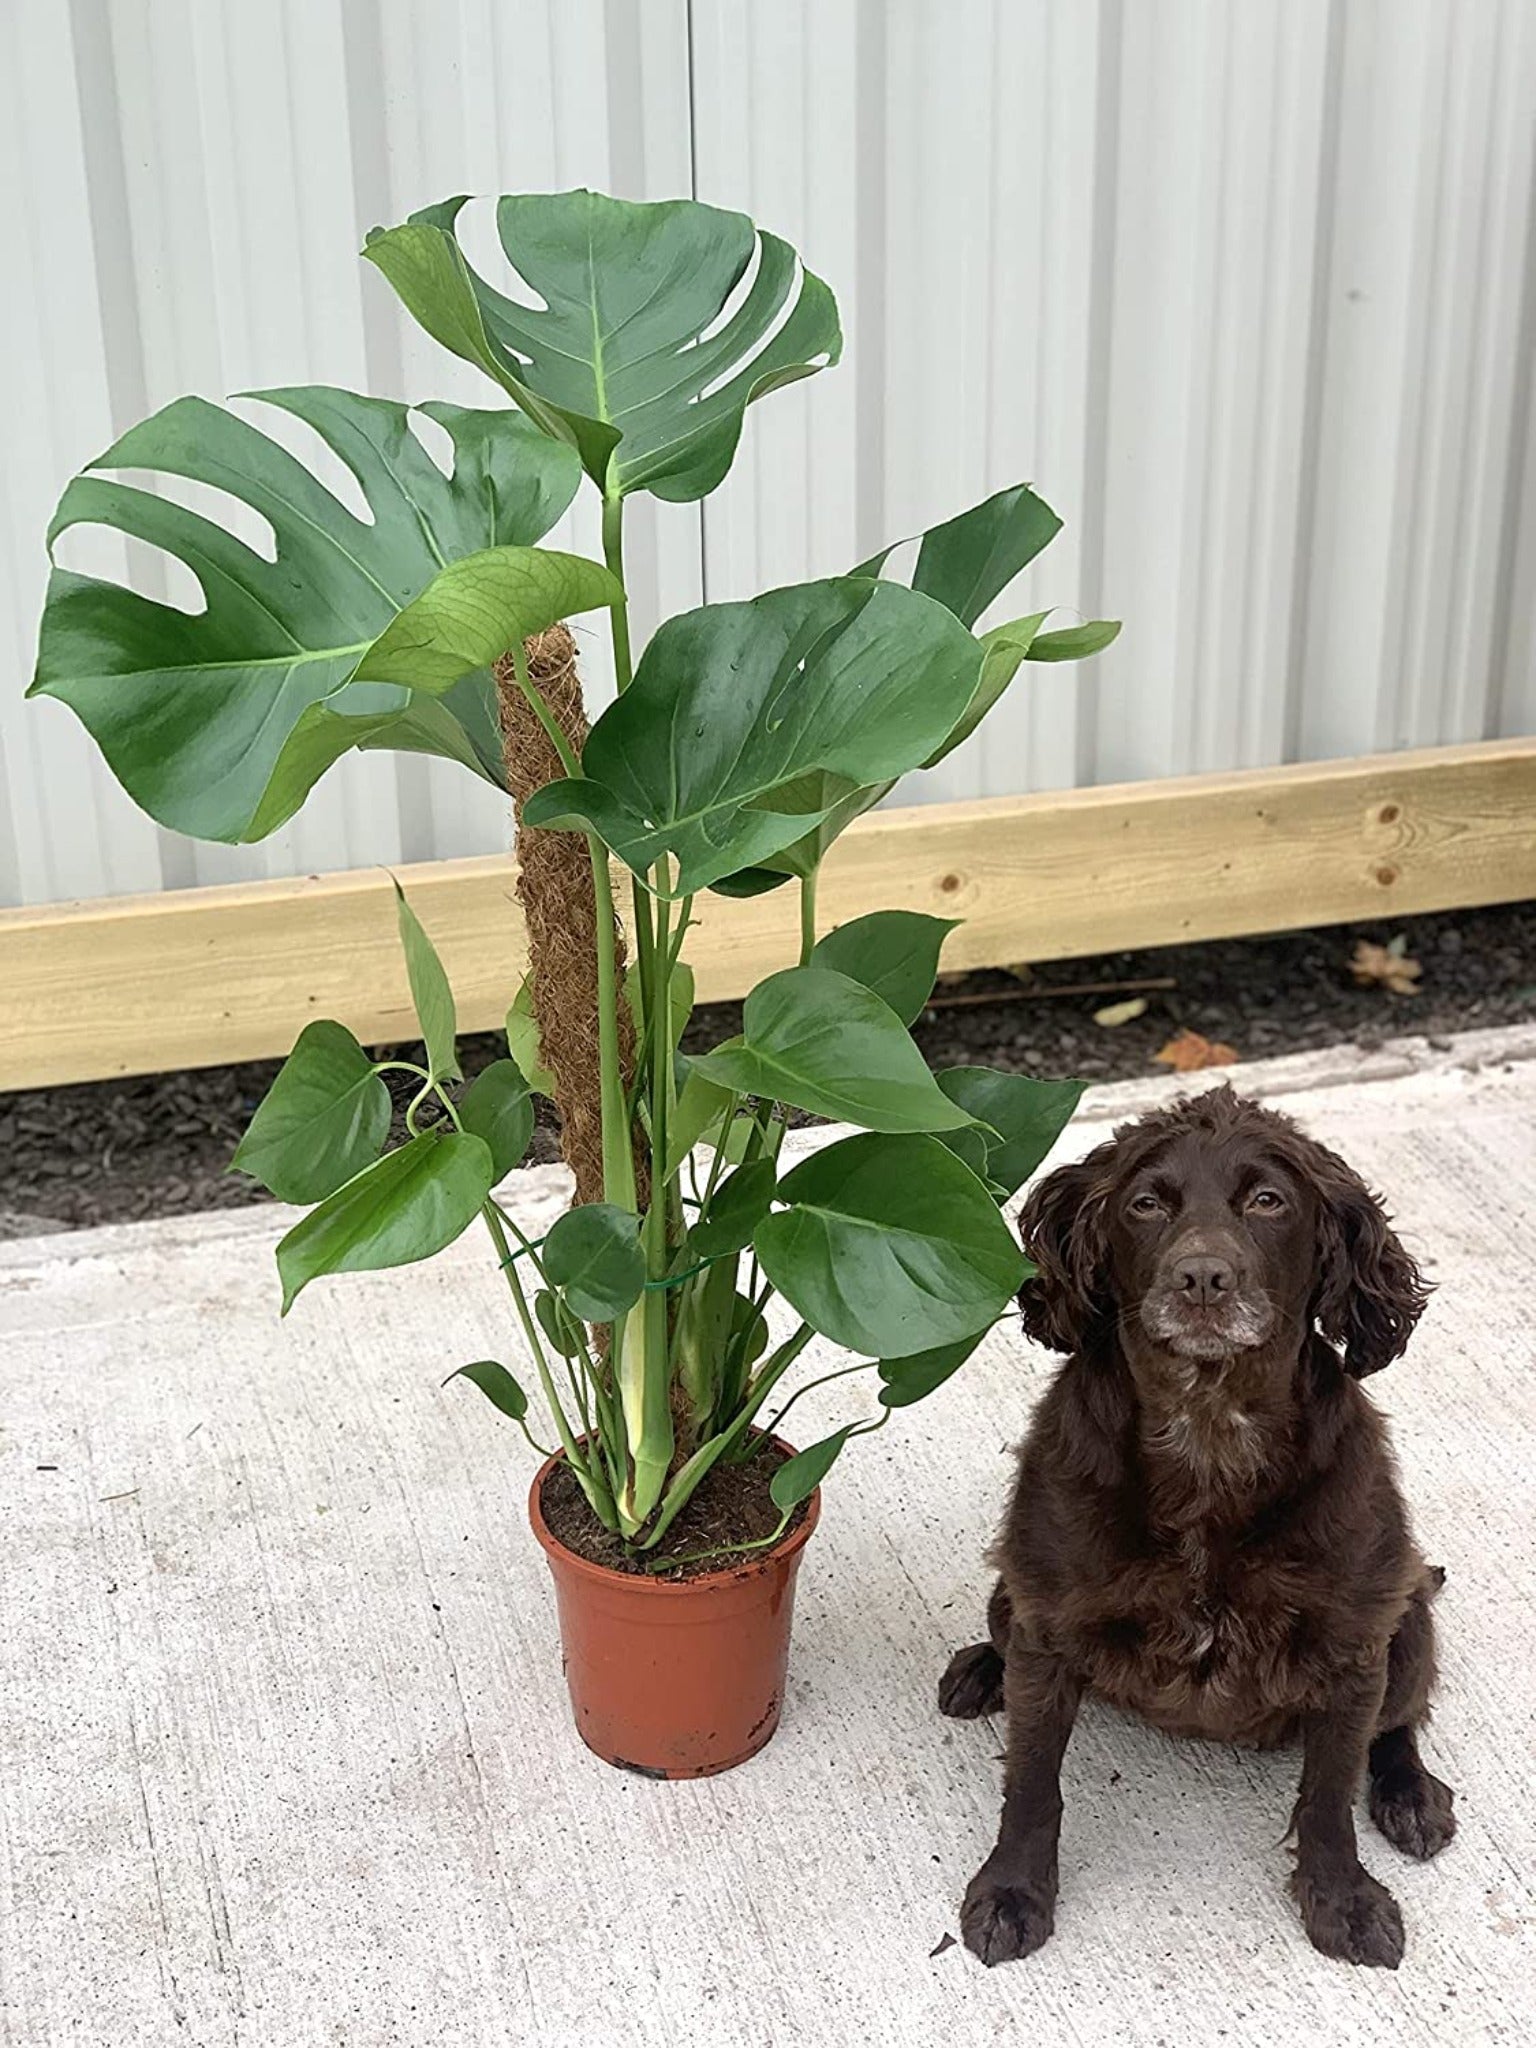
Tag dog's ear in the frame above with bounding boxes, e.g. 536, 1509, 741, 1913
1017, 1149, 1113, 1355
1307, 1145, 1431, 1377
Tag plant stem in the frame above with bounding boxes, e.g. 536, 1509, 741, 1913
509, 638, 580, 776
636, 1322, 814, 1550
601, 495, 634, 694
798, 866, 820, 965
482, 1204, 618, 1530
620, 879, 676, 1527
758, 1359, 877, 1443
588, 842, 638, 1213
601, 490, 657, 1011
643, 1510, 792, 1577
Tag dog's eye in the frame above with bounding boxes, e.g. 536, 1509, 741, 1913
1247, 1187, 1284, 1213
1129, 1191, 1164, 1218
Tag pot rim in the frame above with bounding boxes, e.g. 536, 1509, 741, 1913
527, 1431, 822, 1593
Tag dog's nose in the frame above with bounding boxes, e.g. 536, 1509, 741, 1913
1173, 1254, 1237, 1305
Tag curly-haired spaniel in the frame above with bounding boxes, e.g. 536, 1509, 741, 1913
940, 1086, 1453, 1969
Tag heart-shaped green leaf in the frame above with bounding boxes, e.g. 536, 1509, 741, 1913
277, 1130, 494, 1312
444, 1358, 529, 1422
31, 388, 580, 842
522, 578, 983, 895
754, 1132, 1025, 1354
458, 1059, 534, 1179
393, 881, 459, 1081
876, 1334, 986, 1408
692, 968, 971, 1133
687, 1160, 778, 1261
231, 1019, 390, 1204
935, 1070, 1084, 1198
543, 1203, 646, 1323
364, 190, 842, 502
770, 1426, 857, 1510
810, 911, 959, 1026
354, 547, 620, 691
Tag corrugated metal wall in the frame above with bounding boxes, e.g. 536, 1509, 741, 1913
4, 0, 1534, 908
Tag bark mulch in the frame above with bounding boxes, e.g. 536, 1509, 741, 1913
3, 901, 1531, 1236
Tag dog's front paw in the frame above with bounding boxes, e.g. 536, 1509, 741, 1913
938, 1641, 1005, 1719
960, 1866, 1056, 1965
1370, 1765, 1457, 1861
1292, 1860, 1405, 1968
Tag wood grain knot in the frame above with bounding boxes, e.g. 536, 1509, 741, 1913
1375, 864, 1399, 887
939, 873, 963, 895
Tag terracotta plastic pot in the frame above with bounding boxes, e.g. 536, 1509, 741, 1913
528, 1437, 821, 1778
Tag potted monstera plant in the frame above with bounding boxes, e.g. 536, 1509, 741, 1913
30, 190, 1118, 1777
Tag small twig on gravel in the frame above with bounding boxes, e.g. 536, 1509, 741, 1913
924, 976, 1177, 1012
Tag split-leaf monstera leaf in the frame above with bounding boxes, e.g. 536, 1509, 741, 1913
28, 387, 619, 842
363, 190, 842, 503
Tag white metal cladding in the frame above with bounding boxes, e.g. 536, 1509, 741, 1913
3, 0, 1534, 908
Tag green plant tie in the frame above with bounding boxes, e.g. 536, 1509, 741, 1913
498, 1242, 731, 1290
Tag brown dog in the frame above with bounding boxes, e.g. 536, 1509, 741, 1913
941, 1087, 1454, 1968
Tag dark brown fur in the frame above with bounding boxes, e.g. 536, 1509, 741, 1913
940, 1088, 1455, 1969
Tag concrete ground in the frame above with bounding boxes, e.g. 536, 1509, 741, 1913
2, 1026, 1534, 2048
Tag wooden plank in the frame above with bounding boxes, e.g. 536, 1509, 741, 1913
2, 738, 1533, 1089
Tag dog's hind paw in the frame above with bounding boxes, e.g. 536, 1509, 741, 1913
938, 1641, 1005, 1719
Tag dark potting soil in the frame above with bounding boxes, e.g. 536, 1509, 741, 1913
540, 1437, 808, 1581
3, 899, 1533, 1234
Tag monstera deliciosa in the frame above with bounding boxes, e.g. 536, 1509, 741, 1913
31, 187, 1117, 1564
31, 389, 616, 840
363, 190, 841, 501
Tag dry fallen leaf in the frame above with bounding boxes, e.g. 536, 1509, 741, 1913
1350, 937, 1423, 995
1154, 1030, 1239, 1072
1093, 996, 1149, 1027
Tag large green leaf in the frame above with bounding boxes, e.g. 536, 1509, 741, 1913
810, 910, 958, 1026
31, 387, 581, 841
709, 485, 1108, 893
754, 1133, 1026, 1355
855, 483, 1061, 629
692, 968, 972, 1133
277, 1130, 495, 1312
521, 578, 983, 895
934, 1069, 1084, 1198
364, 190, 842, 502
231, 1019, 390, 1204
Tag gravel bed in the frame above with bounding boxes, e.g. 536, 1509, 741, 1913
3, 900, 1531, 1234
